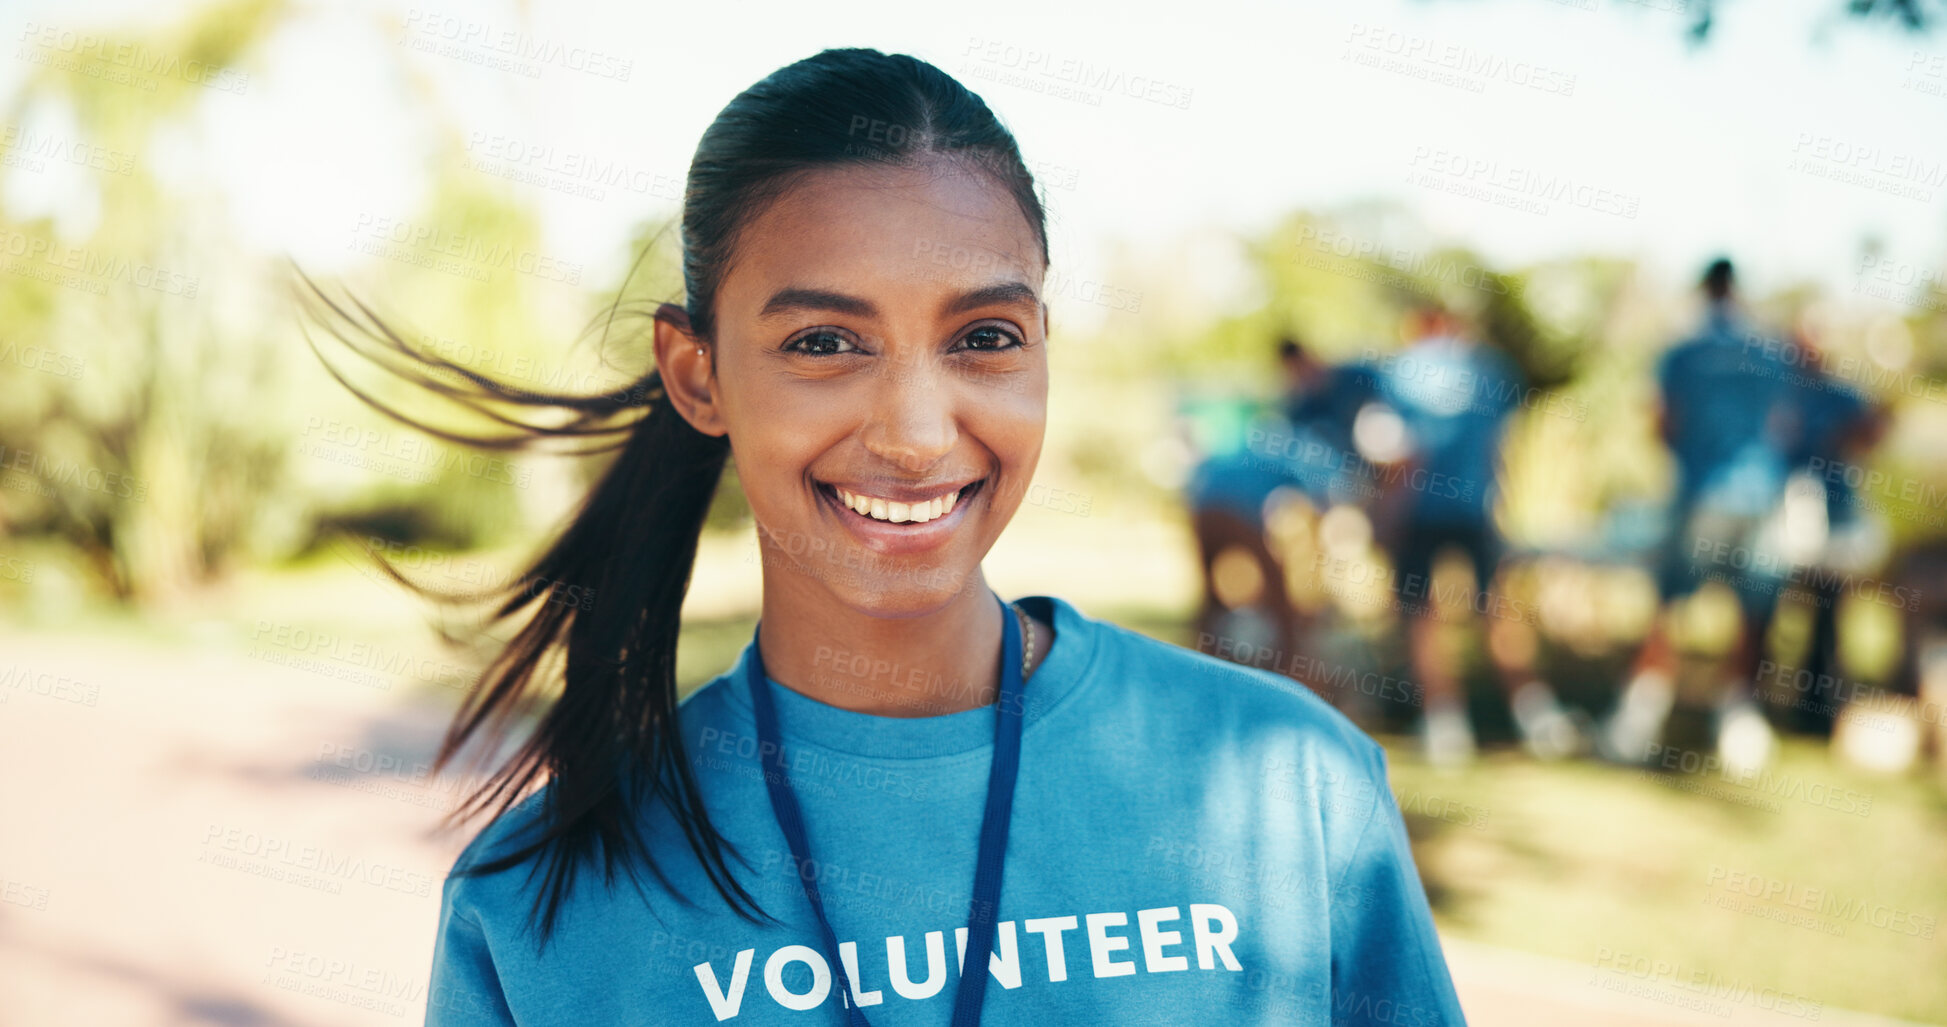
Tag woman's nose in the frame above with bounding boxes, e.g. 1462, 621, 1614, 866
859, 350, 957, 474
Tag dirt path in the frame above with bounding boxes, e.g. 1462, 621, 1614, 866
0, 625, 472, 1026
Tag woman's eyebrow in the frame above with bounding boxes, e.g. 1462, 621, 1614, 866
758, 287, 876, 320
942, 281, 1041, 318
756, 281, 1044, 321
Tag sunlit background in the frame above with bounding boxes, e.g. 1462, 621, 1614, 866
2, 0, 1946, 1023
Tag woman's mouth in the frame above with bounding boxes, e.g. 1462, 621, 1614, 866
813, 477, 987, 553
826, 480, 979, 523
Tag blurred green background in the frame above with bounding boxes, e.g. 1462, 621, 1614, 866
3, 1, 1946, 1024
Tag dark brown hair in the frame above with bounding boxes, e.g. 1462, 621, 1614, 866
298, 47, 1049, 950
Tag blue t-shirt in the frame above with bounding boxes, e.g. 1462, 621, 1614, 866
1184, 439, 1300, 528
1655, 309, 1795, 517
425, 595, 1467, 1026
1378, 337, 1522, 527
1284, 362, 1387, 508
1781, 363, 1871, 527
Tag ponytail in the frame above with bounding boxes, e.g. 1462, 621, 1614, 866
294, 266, 773, 951
445, 375, 770, 945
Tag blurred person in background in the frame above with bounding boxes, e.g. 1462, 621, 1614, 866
1185, 338, 1320, 675
1773, 309, 1889, 738
1188, 337, 1402, 690
1376, 303, 1575, 767
1886, 540, 1947, 768
1279, 338, 1389, 514
1604, 258, 1799, 775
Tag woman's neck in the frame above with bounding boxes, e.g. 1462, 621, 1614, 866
753, 572, 1048, 718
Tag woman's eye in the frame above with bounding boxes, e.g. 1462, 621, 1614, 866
960, 325, 1024, 352
785, 329, 858, 356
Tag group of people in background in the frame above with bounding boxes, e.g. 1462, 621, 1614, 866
1186, 258, 1894, 771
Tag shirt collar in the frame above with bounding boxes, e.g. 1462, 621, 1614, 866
714, 594, 1100, 760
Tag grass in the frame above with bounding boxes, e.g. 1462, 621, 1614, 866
1385, 738, 1947, 1022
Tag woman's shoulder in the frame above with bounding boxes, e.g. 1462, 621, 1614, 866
435, 780, 555, 924
437, 762, 705, 926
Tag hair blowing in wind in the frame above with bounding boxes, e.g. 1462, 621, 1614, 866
293, 47, 1050, 950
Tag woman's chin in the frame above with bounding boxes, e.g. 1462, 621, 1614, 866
755, 554, 986, 620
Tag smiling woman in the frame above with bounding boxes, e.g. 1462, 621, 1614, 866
300, 47, 1466, 1027
668, 158, 1050, 617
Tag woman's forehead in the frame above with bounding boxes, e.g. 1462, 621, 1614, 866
718, 162, 1046, 319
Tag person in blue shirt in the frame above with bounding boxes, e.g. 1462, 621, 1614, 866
1604, 259, 1800, 771
1773, 320, 1886, 737
1183, 346, 1309, 535
433, 596, 1465, 1025
1280, 343, 1388, 512
1184, 440, 1306, 674
310, 49, 1468, 1026
1373, 304, 1572, 766
1183, 338, 1378, 678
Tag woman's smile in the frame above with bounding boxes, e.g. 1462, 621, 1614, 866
814, 476, 989, 554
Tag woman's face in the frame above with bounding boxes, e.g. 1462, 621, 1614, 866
691, 158, 1048, 616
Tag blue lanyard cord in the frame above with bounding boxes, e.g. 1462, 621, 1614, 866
950, 597, 1026, 1027
745, 594, 1028, 1027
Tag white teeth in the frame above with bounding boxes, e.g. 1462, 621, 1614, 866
831, 485, 970, 524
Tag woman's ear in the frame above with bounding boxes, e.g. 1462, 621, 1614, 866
652, 303, 728, 437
